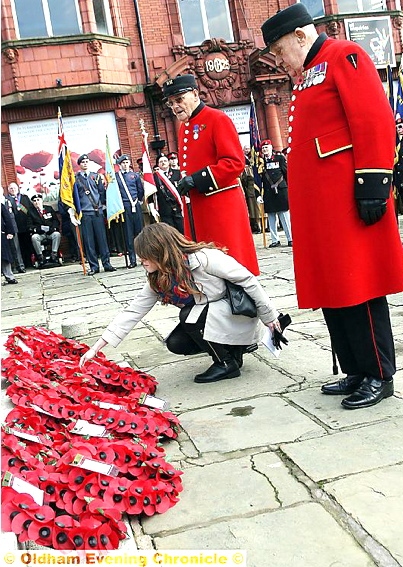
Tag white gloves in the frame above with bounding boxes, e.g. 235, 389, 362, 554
257, 196, 264, 205
148, 203, 160, 222
68, 208, 81, 226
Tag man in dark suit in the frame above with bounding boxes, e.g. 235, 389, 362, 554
6, 182, 34, 269
27, 194, 61, 267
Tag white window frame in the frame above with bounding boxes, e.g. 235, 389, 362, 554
178, 0, 234, 46
11, 0, 83, 39
93, 0, 114, 35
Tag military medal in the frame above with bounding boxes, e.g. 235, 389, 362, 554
193, 125, 199, 140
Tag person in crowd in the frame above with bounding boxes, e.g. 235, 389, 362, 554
260, 3, 403, 409
79, 223, 281, 383
240, 156, 261, 234
162, 74, 259, 275
148, 154, 184, 233
115, 154, 144, 268
74, 154, 116, 275
3, 188, 25, 272
6, 182, 34, 269
1, 187, 18, 284
27, 194, 61, 267
167, 151, 180, 170
259, 139, 292, 247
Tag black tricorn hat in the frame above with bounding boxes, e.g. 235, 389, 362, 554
261, 4, 314, 54
162, 74, 198, 99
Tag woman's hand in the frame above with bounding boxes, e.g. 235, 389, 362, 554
79, 347, 97, 367
266, 318, 281, 334
266, 318, 288, 350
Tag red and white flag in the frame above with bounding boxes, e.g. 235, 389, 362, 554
141, 135, 158, 199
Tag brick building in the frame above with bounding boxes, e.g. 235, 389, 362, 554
2, 0, 402, 192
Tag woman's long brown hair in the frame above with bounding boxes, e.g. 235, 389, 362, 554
134, 223, 225, 297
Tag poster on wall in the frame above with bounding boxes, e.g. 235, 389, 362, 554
345, 16, 395, 69
9, 112, 121, 203
221, 104, 251, 151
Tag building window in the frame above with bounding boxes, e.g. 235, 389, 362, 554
12, 0, 81, 39
299, 0, 325, 18
93, 0, 113, 35
178, 0, 234, 46
337, 0, 387, 13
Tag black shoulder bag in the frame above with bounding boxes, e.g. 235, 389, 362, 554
225, 281, 257, 318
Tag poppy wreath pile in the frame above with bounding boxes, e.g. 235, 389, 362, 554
1, 326, 183, 550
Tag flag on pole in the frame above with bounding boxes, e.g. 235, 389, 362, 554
396, 64, 403, 119
105, 135, 124, 227
58, 108, 81, 218
140, 130, 158, 200
249, 94, 263, 192
386, 63, 394, 112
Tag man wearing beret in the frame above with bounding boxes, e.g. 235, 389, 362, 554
260, 5, 403, 408
74, 154, 116, 275
116, 154, 144, 268
162, 74, 259, 275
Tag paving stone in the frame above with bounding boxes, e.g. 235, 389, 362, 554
326, 464, 403, 565
152, 503, 376, 567
282, 418, 403, 482
142, 456, 279, 535
179, 395, 325, 454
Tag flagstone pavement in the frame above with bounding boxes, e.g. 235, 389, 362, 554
1, 225, 403, 567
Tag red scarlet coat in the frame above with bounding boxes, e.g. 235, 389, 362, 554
287, 36, 403, 308
178, 104, 259, 275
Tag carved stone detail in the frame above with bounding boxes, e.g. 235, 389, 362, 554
392, 15, 403, 30
326, 21, 341, 37
170, 38, 253, 106
3, 48, 18, 63
88, 40, 102, 55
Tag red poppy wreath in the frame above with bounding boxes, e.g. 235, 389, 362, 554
1, 326, 183, 550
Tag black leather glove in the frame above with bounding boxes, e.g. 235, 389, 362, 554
272, 329, 288, 350
272, 313, 291, 350
177, 175, 195, 196
357, 199, 387, 226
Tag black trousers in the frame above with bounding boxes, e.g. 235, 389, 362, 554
322, 296, 395, 379
165, 303, 207, 356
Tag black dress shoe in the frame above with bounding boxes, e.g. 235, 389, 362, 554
321, 374, 364, 395
194, 359, 240, 383
341, 377, 394, 409
87, 269, 100, 276
269, 241, 281, 248
128, 263, 137, 269
104, 265, 117, 272
6, 278, 18, 284
17, 266, 26, 273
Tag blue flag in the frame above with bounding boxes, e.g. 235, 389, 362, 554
105, 135, 124, 227
249, 94, 262, 192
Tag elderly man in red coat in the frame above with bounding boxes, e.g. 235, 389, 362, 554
261, 4, 403, 409
162, 75, 259, 276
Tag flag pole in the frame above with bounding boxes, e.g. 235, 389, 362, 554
139, 119, 159, 221
250, 93, 266, 246
74, 225, 86, 275
118, 215, 129, 268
